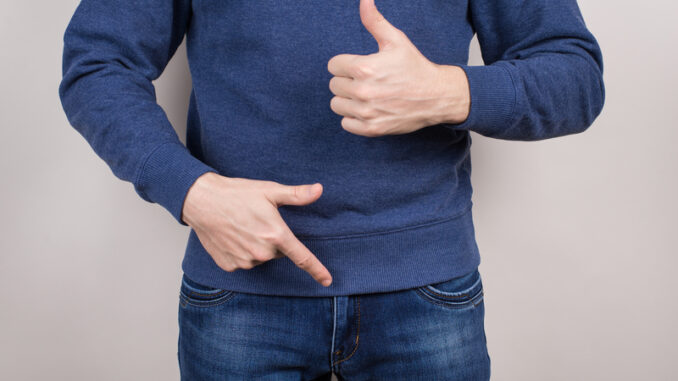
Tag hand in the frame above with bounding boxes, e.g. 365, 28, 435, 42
327, 0, 470, 137
181, 172, 333, 287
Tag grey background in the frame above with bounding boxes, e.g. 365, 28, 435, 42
1, 0, 676, 380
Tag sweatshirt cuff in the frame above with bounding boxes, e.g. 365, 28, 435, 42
134, 141, 218, 226
444, 63, 517, 135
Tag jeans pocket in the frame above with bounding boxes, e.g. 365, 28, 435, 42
413, 268, 484, 309
179, 274, 237, 308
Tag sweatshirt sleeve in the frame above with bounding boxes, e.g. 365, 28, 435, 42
447, 0, 606, 141
58, 0, 218, 226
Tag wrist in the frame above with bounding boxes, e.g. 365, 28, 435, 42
181, 171, 221, 226
432, 64, 471, 125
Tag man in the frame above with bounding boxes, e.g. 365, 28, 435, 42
59, 0, 604, 379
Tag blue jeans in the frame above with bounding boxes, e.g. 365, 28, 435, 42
178, 267, 491, 380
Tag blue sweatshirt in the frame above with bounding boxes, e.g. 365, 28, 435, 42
59, 0, 605, 296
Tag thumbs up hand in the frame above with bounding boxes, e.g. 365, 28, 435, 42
328, 0, 471, 137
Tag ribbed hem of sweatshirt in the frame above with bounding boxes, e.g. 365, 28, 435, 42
135, 141, 218, 226
445, 63, 517, 134
181, 205, 482, 296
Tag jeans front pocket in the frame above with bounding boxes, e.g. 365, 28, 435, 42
413, 268, 484, 310
179, 274, 237, 308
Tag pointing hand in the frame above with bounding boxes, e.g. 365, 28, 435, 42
327, 0, 470, 137
182, 172, 333, 287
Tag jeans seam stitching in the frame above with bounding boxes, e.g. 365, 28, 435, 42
333, 296, 361, 366
179, 291, 237, 307
424, 276, 483, 298
414, 288, 483, 309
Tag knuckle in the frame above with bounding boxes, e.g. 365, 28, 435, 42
213, 256, 228, 270
265, 228, 288, 246
222, 263, 236, 272
353, 63, 375, 79
353, 84, 372, 101
357, 105, 376, 120
293, 185, 304, 200
273, 230, 290, 247
215, 252, 239, 272
363, 122, 381, 137
239, 241, 259, 258
250, 249, 271, 262
296, 255, 313, 270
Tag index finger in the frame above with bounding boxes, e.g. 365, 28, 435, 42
277, 229, 333, 287
327, 53, 361, 78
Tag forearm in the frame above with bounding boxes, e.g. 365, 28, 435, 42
59, 0, 218, 226
439, 0, 606, 141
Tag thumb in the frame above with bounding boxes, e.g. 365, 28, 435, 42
360, 0, 403, 51
268, 182, 323, 207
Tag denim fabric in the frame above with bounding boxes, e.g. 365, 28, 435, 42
178, 267, 490, 380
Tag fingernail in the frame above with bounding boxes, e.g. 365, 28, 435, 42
322, 278, 332, 287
